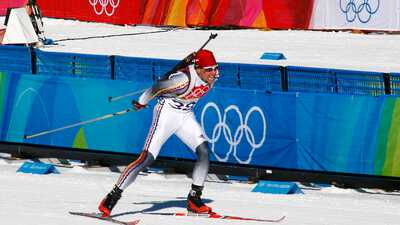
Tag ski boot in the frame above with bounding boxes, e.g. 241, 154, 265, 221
98, 186, 123, 217
187, 184, 212, 214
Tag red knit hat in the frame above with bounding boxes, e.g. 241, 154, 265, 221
194, 49, 217, 68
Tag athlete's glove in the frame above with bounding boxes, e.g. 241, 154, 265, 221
132, 100, 147, 111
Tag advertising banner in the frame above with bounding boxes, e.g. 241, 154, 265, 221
36, 0, 314, 29
34, 0, 400, 31
310, 0, 400, 31
36, 0, 140, 24
263, 0, 314, 29
0, 0, 27, 16
1, 72, 400, 177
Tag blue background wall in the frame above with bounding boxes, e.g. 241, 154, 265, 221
1, 72, 400, 177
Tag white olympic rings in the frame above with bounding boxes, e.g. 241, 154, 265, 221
89, 0, 120, 16
200, 102, 267, 164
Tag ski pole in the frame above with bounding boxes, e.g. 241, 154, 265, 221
108, 88, 147, 102
24, 108, 135, 139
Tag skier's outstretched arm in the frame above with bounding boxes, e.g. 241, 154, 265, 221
133, 73, 189, 110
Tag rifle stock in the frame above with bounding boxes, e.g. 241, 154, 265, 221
161, 33, 218, 78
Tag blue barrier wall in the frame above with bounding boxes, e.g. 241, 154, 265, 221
114, 56, 283, 91
333, 69, 385, 96
390, 73, 400, 95
0, 45, 398, 96
286, 66, 386, 96
115, 56, 155, 82
237, 63, 281, 91
287, 66, 335, 93
1, 72, 400, 177
35, 51, 111, 79
0, 45, 32, 74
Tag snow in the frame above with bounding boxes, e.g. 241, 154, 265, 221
0, 160, 399, 225
36, 18, 400, 73
1, 17, 400, 225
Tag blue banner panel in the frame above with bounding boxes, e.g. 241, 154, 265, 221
159, 88, 297, 165
1, 73, 297, 167
295, 93, 384, 174
2, 74, 151, 154
191, 88, 296, 167
1, 73, 400, 177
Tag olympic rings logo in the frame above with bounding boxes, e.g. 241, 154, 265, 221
339, 0, 380, 23
89, 0, 120, 16
200, 102, 267, 164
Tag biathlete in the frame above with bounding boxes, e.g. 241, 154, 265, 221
98, 49, 220, 217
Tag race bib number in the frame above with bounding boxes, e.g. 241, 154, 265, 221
169, 99, 196, 111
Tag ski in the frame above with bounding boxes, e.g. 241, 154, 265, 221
143, 211, 285, 223
69, 211, 140, 225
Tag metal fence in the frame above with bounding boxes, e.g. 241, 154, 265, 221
0, 45, 32, 74
390, 73, 400, 96
0, 45, 398, 96
35, 51, 111, 79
